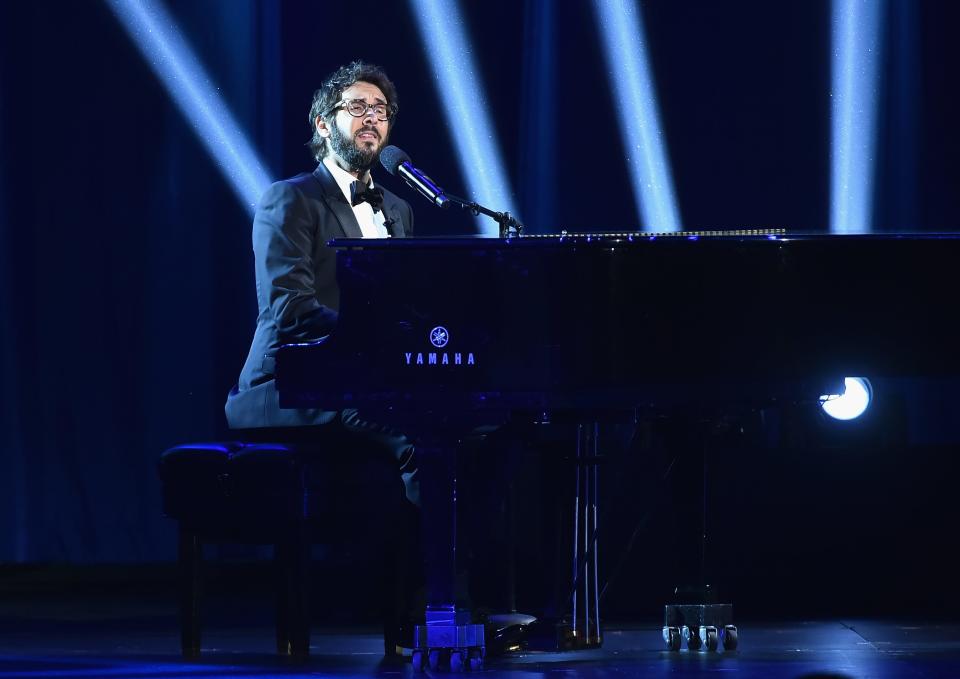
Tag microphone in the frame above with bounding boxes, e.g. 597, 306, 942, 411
379, 145, 450, 209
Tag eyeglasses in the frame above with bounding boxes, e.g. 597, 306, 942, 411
327, 98, 398, 121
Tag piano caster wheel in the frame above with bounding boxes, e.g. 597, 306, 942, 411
449, 649, 464, 672
428, 649, 441, 671
469, 648, 484, 670
683, 625, 702, 650
663, 626, 681, 651
722, 625, 738, 650
683, 625, 703, 651
699, 626, 719, 652
412, 650, 423, 672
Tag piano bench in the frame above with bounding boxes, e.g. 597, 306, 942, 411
158, 440, 409, 659
158, 441, 318, 658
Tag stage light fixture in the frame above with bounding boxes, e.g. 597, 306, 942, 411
820, 377, 873, 421
590, 0, 680, 232
104, 0, 272, 214
830, 0, 886, 233
407, 0, 519, 235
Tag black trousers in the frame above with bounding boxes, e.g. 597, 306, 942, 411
232, 408, 419, 509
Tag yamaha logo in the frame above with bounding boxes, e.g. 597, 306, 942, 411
403, 324, 476, 367
430, 326, 450, 348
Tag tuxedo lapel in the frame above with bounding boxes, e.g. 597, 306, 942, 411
311, 164, 363, 239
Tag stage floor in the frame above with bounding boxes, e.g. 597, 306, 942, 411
2, 615, 959, 677
1, 566, 957, 678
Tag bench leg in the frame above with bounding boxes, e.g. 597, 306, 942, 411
382, 504, 420, 656
179, 527, 202, 658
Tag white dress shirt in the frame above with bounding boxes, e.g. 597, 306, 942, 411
322, 156, 390, 239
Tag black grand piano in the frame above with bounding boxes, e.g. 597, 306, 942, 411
276, 231, 960, 668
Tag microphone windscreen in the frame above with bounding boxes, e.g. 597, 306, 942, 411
379, 145, 411, 176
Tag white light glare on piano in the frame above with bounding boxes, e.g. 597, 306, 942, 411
590, 0, 681, 232
104, 0, 272, 215
406, 0, 520, 235
820, 377, 872, 421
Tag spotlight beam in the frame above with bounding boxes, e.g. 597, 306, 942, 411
591, 0, 681, 232
830, 0, 885, 233
407, 0, 519, 235
104, 0, 272, 214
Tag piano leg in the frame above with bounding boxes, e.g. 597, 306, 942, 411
662, 420, 737, 652
571, 422, 603, 648
412, 435, 484, 671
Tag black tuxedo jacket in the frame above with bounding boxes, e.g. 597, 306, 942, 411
225, 162, 413, 429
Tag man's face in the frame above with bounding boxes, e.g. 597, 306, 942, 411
318, 81, 391, 173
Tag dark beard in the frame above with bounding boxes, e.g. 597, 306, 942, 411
328, 123, 382, 172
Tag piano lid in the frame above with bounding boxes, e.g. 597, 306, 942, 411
328, 230, 960, 249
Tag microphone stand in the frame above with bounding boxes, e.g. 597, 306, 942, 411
445, 193, 524, 238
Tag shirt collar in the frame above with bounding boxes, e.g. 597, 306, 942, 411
322, 156, 375, 203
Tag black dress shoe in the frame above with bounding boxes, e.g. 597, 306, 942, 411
383, 620, 416, 657
478, 612, 537, 656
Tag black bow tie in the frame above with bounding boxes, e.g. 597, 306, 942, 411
350, 181, 384, 213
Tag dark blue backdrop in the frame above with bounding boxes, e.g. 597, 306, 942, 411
1, 0, 958, 615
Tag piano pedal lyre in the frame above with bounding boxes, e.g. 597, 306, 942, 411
568, 421, 603, 649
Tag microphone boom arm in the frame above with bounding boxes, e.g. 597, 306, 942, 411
445, 193, 524, 238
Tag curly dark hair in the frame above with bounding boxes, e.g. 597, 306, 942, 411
307, 60, 399, 162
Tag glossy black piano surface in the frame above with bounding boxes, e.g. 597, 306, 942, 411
276, 233, 960, 415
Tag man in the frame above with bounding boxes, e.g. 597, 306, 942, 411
226, 60, 413, 435
224, 61, 420, 656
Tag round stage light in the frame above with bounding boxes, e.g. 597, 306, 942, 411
820, 377, 872, 420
